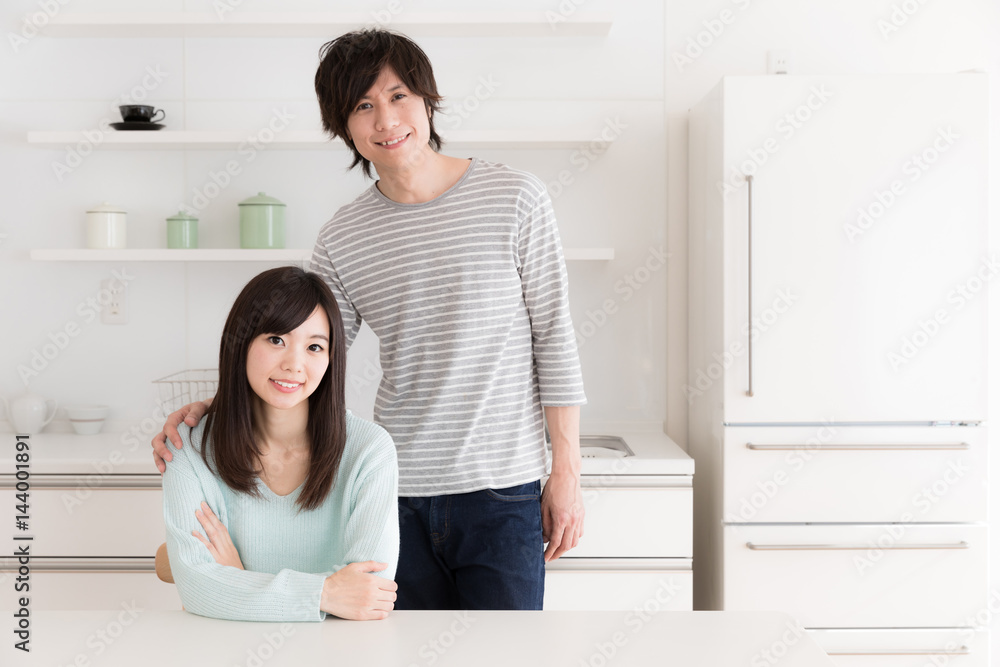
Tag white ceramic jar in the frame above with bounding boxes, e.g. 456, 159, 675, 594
86, 202, 127, 249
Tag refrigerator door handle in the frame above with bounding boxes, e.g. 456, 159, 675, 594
746, 541, 969, 551
745, 442, 970, 451
746, 174, 754, 397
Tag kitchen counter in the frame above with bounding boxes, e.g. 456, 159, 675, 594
2, 610, 834, 666
0, 427, 692, 477
580, 428, 693, 476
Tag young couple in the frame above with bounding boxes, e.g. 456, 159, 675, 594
154, 28, 587, 622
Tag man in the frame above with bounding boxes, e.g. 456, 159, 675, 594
152, 28, 586, 611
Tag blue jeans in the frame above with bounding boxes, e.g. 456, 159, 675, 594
394, 480, 545, 610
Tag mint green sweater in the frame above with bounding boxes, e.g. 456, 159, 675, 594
162, 410, 399, 622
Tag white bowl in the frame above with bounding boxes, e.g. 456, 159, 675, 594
65, 404, 110, 435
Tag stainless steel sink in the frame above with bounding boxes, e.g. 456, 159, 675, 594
579, 435, 634, 458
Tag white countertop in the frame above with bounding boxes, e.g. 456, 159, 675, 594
2, 610, 833, 667
0, 425, 693, 477
579, 429, 693, 476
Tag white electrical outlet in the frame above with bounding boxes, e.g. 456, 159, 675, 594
100, 278, 129, 325
768, 50, 792, 75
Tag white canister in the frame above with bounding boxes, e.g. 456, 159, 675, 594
86, 202, 127, 249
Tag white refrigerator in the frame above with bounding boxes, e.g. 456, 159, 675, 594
688, 75, 990, 663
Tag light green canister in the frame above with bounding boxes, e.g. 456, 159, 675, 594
238, 192, 286, 249
166, 210, 199, 249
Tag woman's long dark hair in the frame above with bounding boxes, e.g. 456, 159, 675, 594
202, 266, 347, 512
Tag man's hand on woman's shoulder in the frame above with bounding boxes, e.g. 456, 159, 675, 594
152, 399, 212, 473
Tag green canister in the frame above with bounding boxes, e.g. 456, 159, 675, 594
166, 210, 199, 249
238, 192, 286, 249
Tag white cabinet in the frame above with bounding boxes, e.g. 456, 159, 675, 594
542, 433, 694, 611
571, 482, 692, 558
688, 74, 990, 666
0, 475, 181, 611
723, 524, 987, 628
0, 571, 179, 612
808, 629, 990, 667
722, 425, 988, 523
1, 487, 165, 557
544, 560, 692, 612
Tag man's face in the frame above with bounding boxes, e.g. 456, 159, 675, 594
345, 66, 432, 175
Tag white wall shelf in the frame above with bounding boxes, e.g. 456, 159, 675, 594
39, 12, 612, 38
30, 248, 614, 262
27, 129, 595, 150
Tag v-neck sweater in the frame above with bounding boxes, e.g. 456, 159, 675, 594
161, 411, 399, 622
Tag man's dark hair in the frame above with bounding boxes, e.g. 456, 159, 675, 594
315, 29, 444, 178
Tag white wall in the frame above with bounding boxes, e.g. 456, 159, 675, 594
0, 0, 667, 430
664, 0, 1000, 654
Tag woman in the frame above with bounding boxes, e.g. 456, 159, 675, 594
162, 266, 399, 622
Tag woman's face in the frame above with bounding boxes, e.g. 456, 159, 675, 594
246, 306, 331, 411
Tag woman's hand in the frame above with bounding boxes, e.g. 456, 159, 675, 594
152, 399, 212, 473
192, 501, 244, 570
321, 562, 397, 620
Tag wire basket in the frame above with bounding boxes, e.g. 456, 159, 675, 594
152, 369, 219, 413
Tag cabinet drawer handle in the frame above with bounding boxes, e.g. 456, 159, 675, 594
746, 541, 969, 551
0, 474, 162, 489
0, 557, 155, 572
745, 442, 970, 451
578, 476, 692, 489
826, 646, 969, 656
545, 558, 692, 571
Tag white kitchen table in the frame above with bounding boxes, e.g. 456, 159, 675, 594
3, 609, 834, 666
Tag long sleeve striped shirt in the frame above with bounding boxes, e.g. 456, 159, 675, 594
310, 158, 587, 496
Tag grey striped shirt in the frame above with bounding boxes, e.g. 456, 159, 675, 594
309, 158, 587, 496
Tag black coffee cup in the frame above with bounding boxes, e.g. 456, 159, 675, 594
119, 105, 165, 123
